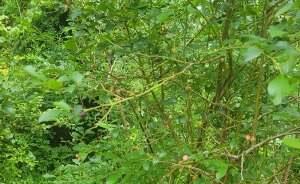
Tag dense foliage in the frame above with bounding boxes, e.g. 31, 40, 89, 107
0, 0, 299, 183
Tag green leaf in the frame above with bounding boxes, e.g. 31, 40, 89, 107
96, 122, 116, 130
216, 165, 228, 179
53, 101, 71, 112
157, 9, 174, 23
161, 98, 178, 105
282, 137, 300, 149
275, 3, 294, 17
244, 47, 262, 62
143, 161, 150, 171
2, 103, 15, 115
73, 105, 83, 116
39, 109, 60, 122
106, 174, 119, 184
43, 80, 63, 90
282, 108, 300, 118
24, 65, 47, 81
79, 152, 89, 161
71, 71, 83, 84
64, 39, 77, 51
42, 173, 56, 179
269, 25, 287, 38
268, 75, 297, 105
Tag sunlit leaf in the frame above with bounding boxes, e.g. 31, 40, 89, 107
282, 137, 300, 149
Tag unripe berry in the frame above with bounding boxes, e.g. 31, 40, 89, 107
80, 111, 86, 119
77, 157, 81, 161
192, 175, 197, 180
183, 155, 189, 161
75, 154, 79, 157
163, 121, 168, 126
72, 138, 75, 142
251, 136, 256, 142
245, 135, 251, 141
108, 50, 113, 55
179, 168, 183, 172
103, 53, 107, 57
168, 115, 173, 118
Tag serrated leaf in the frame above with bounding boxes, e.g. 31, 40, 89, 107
244, 47, 262, 62
53, 101, 70, 111
268, 75, 297, 105
39, 109, 60, 122
282, 137, 300, 149
71, 71, 83, 84
64, 39, 77, 51
157, 9, 174, 23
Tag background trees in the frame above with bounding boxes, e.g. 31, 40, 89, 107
0, 0, 299, 183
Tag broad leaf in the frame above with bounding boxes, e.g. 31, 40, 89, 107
2, 103, 15, 115
268, 75, 297, 105
275, 3, 294, 17
283, 108, 300, 118
24, 65, 47, 81
39, 109, 60, 122
243, 47, 262, 62
216, 165, 228, 179
64, 39, 77, 51
282, 137, 300, 149
71, 71, 83, 84
53, 101, 71, 112
157, 9, 174, 23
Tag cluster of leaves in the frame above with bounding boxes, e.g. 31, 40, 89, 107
0, 0, 299, 183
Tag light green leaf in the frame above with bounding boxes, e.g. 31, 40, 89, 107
216, 165, 228, 179
268, 75, 297, 105
64, 39, 77, 51
43, 80, 63, 90
24, 65, 47, 81
2, 104, 15, 115
73, 105, 83, 116
244, 47, 262, 62
71, 71, 83, 84
275, 3, 294, 17
42, 173, 56, 179
39, 109, 60, 122
282, 137, 300, 149
269, 25, 287, 38
96, 122, 116, 130
157, 9, 174, 23
53, 101, 70, 112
